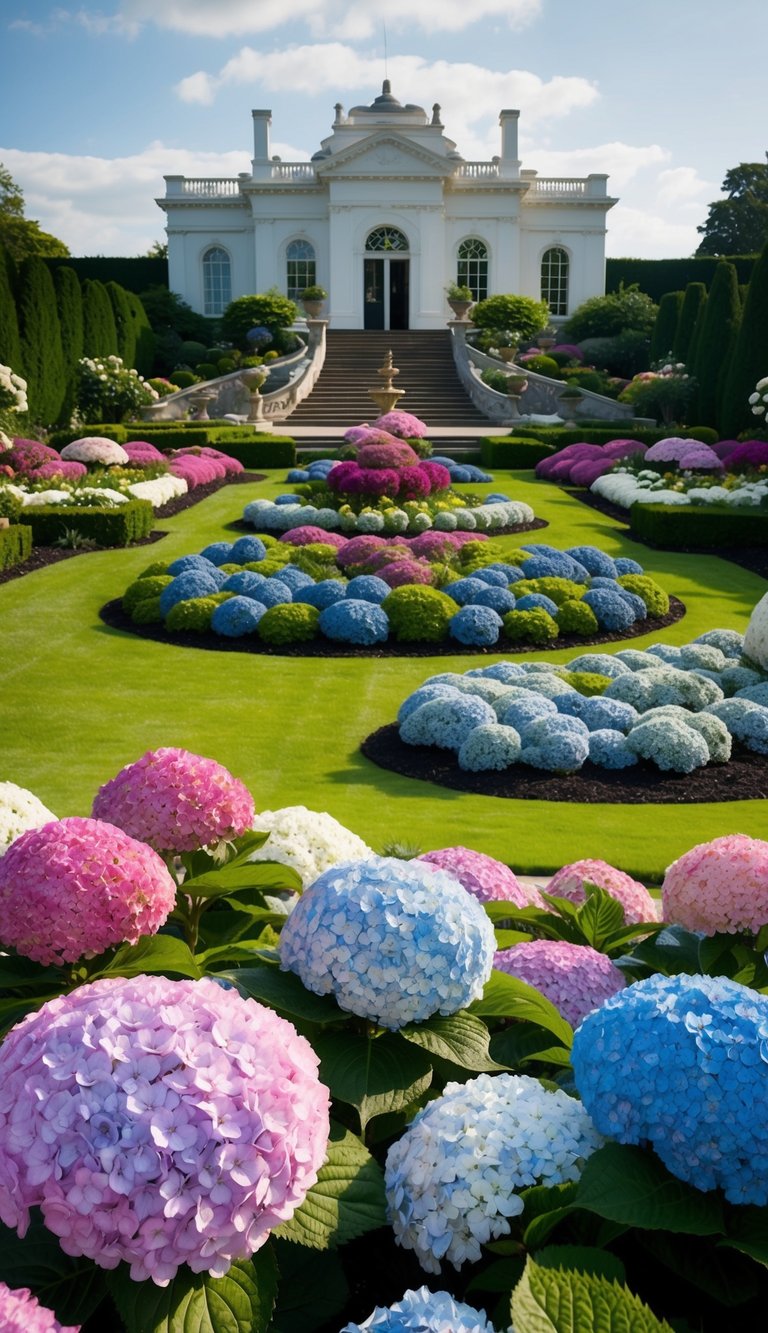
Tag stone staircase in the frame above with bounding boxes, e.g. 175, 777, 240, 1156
285, 330, 494, 443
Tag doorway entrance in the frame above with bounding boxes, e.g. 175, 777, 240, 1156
363, 226, 410, 330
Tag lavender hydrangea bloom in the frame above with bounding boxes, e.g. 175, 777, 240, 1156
495, 939, 626, 1027
342, 1286, 495, 1332
0, 1283, 80, 1332
279, 856, 495, 1029
572, 973, 768, 1205
385, 1074, 603, 1272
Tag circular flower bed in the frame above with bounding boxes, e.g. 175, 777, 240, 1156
0, 974, 330, 1284
107, 537, 679, 656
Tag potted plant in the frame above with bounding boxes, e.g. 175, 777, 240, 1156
445, 283, 474, 319
559, 384, 584, 422
492, 328, 521, 363
300, 285, 328, 317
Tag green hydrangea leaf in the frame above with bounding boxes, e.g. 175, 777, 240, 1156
469, 970, 573, 1048
272, 1121, 386, 1248
511, 1255, 675, 1332
575, 1143, 725, 1234
0, 1217, 107, 1326
108, 1251, 278, 1333
313, 1030, 433, 1131
400, 1010, 508, 1071
218, 966, 346, 1025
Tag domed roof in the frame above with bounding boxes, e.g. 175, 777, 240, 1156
348, 81, 427, 120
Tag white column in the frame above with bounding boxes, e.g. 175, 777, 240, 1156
498, 110, 521, 179
251, 111, 272, 178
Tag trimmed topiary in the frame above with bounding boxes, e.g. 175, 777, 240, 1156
555, 599, 600, 636
617, 574, 670, 617
258, 602, 321, 645
131, 595, 164, 624
122, 574, 173, 616
502, 608, 560, 646
560, 671, 612, 697
165, 592, 231, 633
383, 586, 459, 643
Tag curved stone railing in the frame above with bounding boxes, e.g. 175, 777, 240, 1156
449, 322, 634, 425
139, 321, 328, 426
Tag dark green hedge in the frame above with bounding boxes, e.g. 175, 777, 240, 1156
0, 525, 32, 570
606, 256, 758, 301
629, 502, 768, 548
493, 426, 718, 449
23, 501, 154, 547
480, 437, 555, 467
43, 257, 168, 294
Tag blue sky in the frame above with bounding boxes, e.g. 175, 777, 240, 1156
1, 0, 766, 259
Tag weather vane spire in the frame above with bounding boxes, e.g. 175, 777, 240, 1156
383, 21, 388, 82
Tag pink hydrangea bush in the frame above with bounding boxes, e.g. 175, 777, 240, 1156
357, 440, 420, 469
60, 438, 130, 466
0, 975, 330, 1285
174, 446, 244, 475
92, 747, 255, 854
494, 939, 626, 1027
0, 1283, 79, 1333
123, 440, 166, 462
372, 410, 429, 438
418, 846, 545, 908
341, 426, 404, 449
662, 834, 768, 935
376, 558, 436, 587
279, 526, 349, 549
0, 817, 176, 965
546, 858, 660, 925
29, 459, 87, 482
5, 438, 61, 475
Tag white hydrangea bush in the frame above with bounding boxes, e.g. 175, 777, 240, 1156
250, 805, 374, 889
0, 781, 56, 855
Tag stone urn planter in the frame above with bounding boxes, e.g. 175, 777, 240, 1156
300, 286, 328, 319
240, 367, 269, 422
446, 285, 474, 321
498, 346, 519, 364
447, 298, 473, 320
559, 389, 584, 425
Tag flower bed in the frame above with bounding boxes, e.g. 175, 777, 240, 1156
107, 535, 679, 655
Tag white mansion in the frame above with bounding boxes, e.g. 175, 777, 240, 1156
158, 83, 617, 331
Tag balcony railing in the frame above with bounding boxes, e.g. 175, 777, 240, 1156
454, 161, 500, 179
269, 163, 316, 181
179, 177, 241, 196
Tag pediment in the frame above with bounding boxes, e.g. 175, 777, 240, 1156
314, 133, 455, 180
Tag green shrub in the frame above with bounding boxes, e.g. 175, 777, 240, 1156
503, 426, 718, 448
576, 331, 651, 378
22, 500, 154, 547
672, 283, 707, 362
0, 524, 32, 570
514, 577, 584, 606
555, 599, 599, 636
257, 603, 320, 644
563, 284, 658, 341
220, 291, 298, 349
0, 490, 23, 522
49, 424, 298, 468
560, 671, 612, 696
180, 340, 208, 363
195, 362, 219, 380
165, 593, 231, 632
629, 502, 768, 548
137, 559, 171, 577
383, 586, 458, 642
469, 295, 549, 342
502, 608, 559, 645
122, 574, 173, 615
169, 370, 199, 388
48, 424, 128, 448
649, 291, 684, 364
217, 358, 237, 374
131, 595, 164, 624
617, 573, 670, 617
479, 436, 555, 468
480, 368, 510, 394
523, 354, 561, 377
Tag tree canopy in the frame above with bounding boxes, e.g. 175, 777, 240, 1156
0, 164, 70, 262
696, 157, 768, 256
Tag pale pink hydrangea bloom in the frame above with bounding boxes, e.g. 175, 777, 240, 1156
0, 1283, 79, 1332
547, 858, 660, 924
372, 410, 429, 438
0, 975, 330, 1286
60, 437, 129, 466
495, 939, 626, 1027
0, 817, 176, 965
92, 747, 255, 853
662, 834, 768, 935
417, 846, 545, 908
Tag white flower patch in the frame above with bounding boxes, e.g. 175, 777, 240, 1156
250, 805, 374, 889
0, 782, 56, 854
128, 475, 188, 507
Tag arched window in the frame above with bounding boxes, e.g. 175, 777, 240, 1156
286, 239, 316, 302
365, 226, 409, 252
457, 238, 488, 302
202, 246, 231, 317
541, 247, 569, 317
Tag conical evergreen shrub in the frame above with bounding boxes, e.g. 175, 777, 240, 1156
650, 290, 683, 364
16, 255, 66, 427
0, 246, 22, 375
720, 238, 768, 436
54, 265, 84, 426
125, 291, 155, 376
688, 262, 740, 429
107, 280, 136, 368
82, 278, 119, 357
672, 282, 706, 363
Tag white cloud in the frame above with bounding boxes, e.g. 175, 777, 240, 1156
521, 141, 670, 192
115, 0, 542, 38
655, 165, 714, 211
605, 205, 701, 259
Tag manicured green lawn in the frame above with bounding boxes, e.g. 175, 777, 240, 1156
3, 470, 766, 881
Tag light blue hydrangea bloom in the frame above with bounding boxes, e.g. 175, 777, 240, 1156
211, 596, 266, 637
613, 649, 662, 671
472, 586, 517, 614
400, 696, 497, 751
229, 535, 267, 563
319, 599, 390, 645
449, 606, 503, 646
695, 628, 745, 657
199, 541, 234, 566
515, 593, 559, 616
707, 699, 768, 754
444, 577, 492, 607
255, 579, 293, 608
483, 490, 510, 502
272, 565, 314, 592
638, 705, 731, 763
385, 1073, 603, 1272
735, 683, 768, 708
286, 467, 309, 482
346, 575, 391, 604
341, 1286, 496, 1333
587, 728, 638, 769
496, 692, 558, 733
472, 568, 510, 588
397, 684, 465, 725
294, 580, 348, 610
720, 666, 764, 696
614, 556, 644, 575
275, 492, 304, 505
581, 588, 637, 631
557, 694, 639, 733
566, 653, 630, 678
279, 856, 495, 1030
159, 569, 222, 616
566, 545, 618, 578
679, 643, 727, 672
572, 973, 768, 1206
625, 715, 709, 772
223, 570, 270, 598
458, 723, 522, 771
646, 643, 683, 664
521, 715, 590, 772
166, 554, 215, 576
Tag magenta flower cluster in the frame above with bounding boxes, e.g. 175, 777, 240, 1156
725, 441, 768, 470
409, 530, 487, 557
0, 975, 330, 1285
371, 410, 429, 438
341, 426, 405, 449
546, 858, 660, 925
328, 460, 450, 501
0, 1283, 79, 1333
356, 440, 421, 468
495, 939, 626, 1027
279, 526, 349, 549
417, 846, 545, 908
0, 817, 176, 966
376, 558, 436, 588
662, 833, 768, 935
92, 747, 255, 854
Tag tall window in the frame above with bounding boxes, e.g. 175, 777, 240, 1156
202, 247, 231, 316
365, 226, 409, 252
457, 239, 488, 302
541, 247, 569, 316
286, 239, 316, 301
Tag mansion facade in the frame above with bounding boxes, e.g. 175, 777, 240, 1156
158, 82, 617, 331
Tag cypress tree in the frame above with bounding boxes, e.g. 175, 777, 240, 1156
672, 282, 706, 363
649, 291, 683, 364
54, 265, 84, 426
720, 238, 768, 437
688, 262, 740, 429
0, 245, 22, 374
82, 278, 118, 358
125, 291, 156, 376
107, 280, 136, 367
16, 255, 66, 426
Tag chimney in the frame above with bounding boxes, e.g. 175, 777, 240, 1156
251, 110, 272, 167
499, 109, 520, 177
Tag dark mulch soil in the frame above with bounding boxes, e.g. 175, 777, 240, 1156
98, 595, 686, 659
564, 486, 768, 581
362, 722, 768, 804
0, 473, 266, 587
